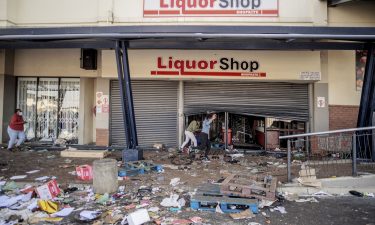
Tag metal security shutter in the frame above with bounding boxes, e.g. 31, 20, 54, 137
110, 81, 127, 146
184, 82, 309, 121
110, 80, 178, 148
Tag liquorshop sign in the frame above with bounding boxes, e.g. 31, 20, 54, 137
151, 56, 266, 77
143, 0, 279, 17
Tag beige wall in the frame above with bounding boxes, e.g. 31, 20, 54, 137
102, 49, 321, 81
0, 0, 327, 27
328, 50, 361, 106
2, 0, 375, 27
14, 49, 100, 78
328, 2, 375, 27
6, 0, 100, 26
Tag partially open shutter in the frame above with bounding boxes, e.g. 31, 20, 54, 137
184, 81, 309, 121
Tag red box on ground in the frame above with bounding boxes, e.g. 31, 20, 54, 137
36, 179, 61, 200
76, 165, 93, 181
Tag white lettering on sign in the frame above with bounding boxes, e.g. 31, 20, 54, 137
300, 72, 321, 81
144, 0, 279, 17
151, 56, 266, 77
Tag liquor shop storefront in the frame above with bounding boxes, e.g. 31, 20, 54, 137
108, 49, 321, 150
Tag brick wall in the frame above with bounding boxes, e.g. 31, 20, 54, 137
96, 129, 109, 146
329, 105, 359, 130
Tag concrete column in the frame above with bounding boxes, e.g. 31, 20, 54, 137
0, 50, 15, 143
178, 80, 184, 147
313, 84, 329, 132
313, 51, 329, 132
78, 78, 95, 145
95, 78, 110, 146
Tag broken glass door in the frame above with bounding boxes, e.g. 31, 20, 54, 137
58, 78, 80, 143
37, 78, 59, 141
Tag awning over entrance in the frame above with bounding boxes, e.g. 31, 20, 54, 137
0, 25, 375, 50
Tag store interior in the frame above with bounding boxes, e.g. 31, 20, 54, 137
186, 113, 306, 152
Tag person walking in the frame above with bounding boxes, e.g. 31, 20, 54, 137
7, 109, 27, 151
201, 113, 217, 161
181, 120, 200, 150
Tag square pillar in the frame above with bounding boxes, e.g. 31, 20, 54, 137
78, 77, 95, 145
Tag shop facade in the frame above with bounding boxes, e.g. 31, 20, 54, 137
0, 46, 363, 149
1, 0, 374, 149
106, 49, 319, 150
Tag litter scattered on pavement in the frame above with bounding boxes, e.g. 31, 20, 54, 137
9, 175, 27, 180
169, 178, 181, 187
230, 209, 255, 219
26, 170, 40, 174
349, 190, 364, 197
295, 197, 319, 203
312, 191, 333, 197
274, 206, 287, 214
51, 207, 74, 217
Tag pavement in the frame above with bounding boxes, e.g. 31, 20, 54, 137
278, 174, 375, 196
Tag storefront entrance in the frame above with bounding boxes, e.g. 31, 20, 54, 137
17, 78, 80, 143
110, 80, 309, 150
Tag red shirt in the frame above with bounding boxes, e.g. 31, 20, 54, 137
9, 114, 24, 131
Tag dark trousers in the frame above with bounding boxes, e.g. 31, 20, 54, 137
200, 132, 210, 157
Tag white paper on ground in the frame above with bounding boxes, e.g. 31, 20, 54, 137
10, 175, 27, 180
80, 210, 100, 220
169, 178, 180, 186
26, 170, 40, 174
0, 220, 17, 225
148, 207, 159, 212
160, 194, 180, 207
258, 199, 275, 208
21, 192, 33, 202
295, 197, 319, 203
274, 206, 287, 214
312, 191, 332, 197
27, 200, 38, 211
35, 176, 49, 181
127, 209, 150, 225
177, 198, 186, 208
52, 207, 75, 217
0, 195, 23, 208
215, 204, 224, 214
0, 181, 6, 186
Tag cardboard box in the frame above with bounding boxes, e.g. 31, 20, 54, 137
36, 180, 61, 200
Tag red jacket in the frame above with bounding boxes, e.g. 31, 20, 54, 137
9, 114, 24, 131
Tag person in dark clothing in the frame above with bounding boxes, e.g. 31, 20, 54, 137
7, 109, 27, 150
201, 113, 217, 161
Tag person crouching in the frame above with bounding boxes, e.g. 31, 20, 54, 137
7, 109, 27, 151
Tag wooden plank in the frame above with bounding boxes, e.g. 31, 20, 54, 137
60, 150, 110, 158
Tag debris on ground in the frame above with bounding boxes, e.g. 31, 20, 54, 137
2, 147, 371, 224
349, 190, 364, 197
297, 166, 322, 188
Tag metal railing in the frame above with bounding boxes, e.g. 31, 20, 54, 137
280, 126, 375, 182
